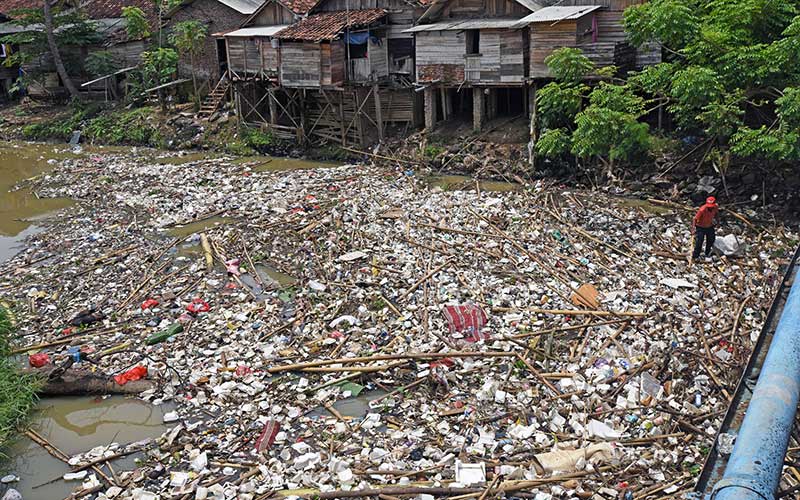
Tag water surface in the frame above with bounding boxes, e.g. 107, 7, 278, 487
5, 396, 171, 499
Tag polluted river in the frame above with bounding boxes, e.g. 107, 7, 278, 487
0, 140, 794, 500
0, 142, 373, 499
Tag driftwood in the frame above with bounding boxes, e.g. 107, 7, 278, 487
24, 367, 155, 395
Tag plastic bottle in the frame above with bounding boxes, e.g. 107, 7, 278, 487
146, 322, 184, 345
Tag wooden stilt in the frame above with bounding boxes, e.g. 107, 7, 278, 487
528, 82, 538, 169
373, 84, 384, 141
339, 90, 346, 146
472, 87, 483, 132
268, 88, 277, 125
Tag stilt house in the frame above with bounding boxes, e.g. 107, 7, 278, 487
406, 0, 541, 131
224, 0, 428, 145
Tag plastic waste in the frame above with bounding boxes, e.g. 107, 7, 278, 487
28, 352, 50, 368
146, 322, 184, 345
186, 298, 210, 314
113, 365, 147, 386
140, 298, 159, 310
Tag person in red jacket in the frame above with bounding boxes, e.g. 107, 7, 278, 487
692, 196, 719, 260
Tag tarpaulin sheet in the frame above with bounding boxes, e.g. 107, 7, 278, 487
443, 304, 488, 342
344, 32, 380, 45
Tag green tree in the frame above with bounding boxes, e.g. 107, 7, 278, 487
141, 48, 178, 112
543, 47, 594, 82
85, 50, 118, 77
534, 48, 650, 178
170, 20, 208, 110
624, 0, 800, 166
122, 6, 151, 40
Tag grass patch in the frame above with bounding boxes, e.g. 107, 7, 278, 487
0, 305, 41, 454
84, 108, 162, 147
21, 102, 104, 142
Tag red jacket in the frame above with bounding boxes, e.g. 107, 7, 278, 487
694, 203, 718, 228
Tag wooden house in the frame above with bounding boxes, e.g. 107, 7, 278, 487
514, 2, 641, 77
220, 0, 316, 81
0, 0, 155, 100
273, 9, 389, 88
407, 0, 541, 131
311, 0, 429, 80
167, 0, 266, 86
227, 0, 425, 146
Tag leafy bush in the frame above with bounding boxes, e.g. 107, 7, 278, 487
85, 50, 119, 77
423, 144, 444, 159
537, 82, 587, 129
544, 47, 594, 82
244, 129, 274, 149
536, 128, 572, 158
571, 107, 651, 163
84, 108, 161, 146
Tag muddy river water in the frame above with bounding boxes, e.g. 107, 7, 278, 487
0, 143, 74, 262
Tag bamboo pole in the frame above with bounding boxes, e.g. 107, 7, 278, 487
493, 307, 648, 317
267, 351, 516, 374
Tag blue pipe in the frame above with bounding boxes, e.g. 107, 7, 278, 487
712, 272, 800, 500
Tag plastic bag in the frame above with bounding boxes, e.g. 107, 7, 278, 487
29, 352, 50, 368
186, 298, 210, 314
114, 365, 148, 385
141, 298, 159, 310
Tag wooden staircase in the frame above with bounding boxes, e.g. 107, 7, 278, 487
198, 75, 230, 118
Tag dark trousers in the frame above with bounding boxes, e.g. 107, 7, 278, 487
693, 226, 716, 258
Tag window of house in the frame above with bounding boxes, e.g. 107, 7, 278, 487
466, 29, 480, 55
347, 42, 368, 58
0, 45, 6, 58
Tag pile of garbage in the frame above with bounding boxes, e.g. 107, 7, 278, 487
1, 148, 796, 500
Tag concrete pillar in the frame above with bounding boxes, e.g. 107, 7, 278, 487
440, 88, 448, 121
472, 87, 483, 132
424, 87, 435, 130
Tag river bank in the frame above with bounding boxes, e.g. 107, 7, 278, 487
4, 100, 798, 225
0, 140, 797, 499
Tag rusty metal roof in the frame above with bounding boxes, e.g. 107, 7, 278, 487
281, 0, 319, 14
274, 8, 386, 41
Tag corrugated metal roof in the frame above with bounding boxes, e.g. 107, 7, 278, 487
514, 0, 543, 12
224, 25, 288, 37
417, 0, 540, 24
274, 9, 386, 41
404, 18, 522, 32
217, 0, 263, 14
513, 5, 601, 25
